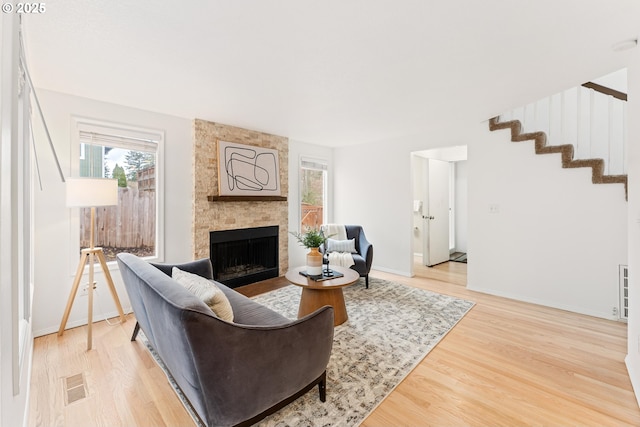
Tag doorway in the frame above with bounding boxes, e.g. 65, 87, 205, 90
411, 146, 468, 269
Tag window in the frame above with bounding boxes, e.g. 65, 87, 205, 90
73, 119, 163, 262
300, 158, 328, 232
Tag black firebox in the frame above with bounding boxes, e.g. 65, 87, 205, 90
209, 226, 279, 288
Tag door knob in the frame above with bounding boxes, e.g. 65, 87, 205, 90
423, 215, 434, 220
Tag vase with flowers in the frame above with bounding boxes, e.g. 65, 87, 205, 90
290, 227, 329, 276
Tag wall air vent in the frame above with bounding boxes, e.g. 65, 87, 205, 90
619, 265, 629, 321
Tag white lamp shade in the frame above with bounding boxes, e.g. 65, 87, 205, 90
66, 177, 118, 207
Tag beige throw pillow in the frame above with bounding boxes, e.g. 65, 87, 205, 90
172, 267, 234, 322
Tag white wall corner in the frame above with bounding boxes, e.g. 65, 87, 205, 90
624, 47, 640, 407
468, 116, 627, 320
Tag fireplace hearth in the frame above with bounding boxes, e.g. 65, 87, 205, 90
209, 226, 279, 288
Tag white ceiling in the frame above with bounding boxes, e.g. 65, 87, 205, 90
22, 0, 640, 147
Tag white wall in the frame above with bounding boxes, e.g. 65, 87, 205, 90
332, 127, 480, 277
32, 90, 192, 337
454, 160, 468, 253
625, 51, 640, 407
308, 84, 626, 321
287, 140, 333, 268
334, 139, 416, 276
593, 68, 628, 93
467, 123, 628, 319
411, 155, 425, 255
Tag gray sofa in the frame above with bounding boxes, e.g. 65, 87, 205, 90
116, 253, 334, 427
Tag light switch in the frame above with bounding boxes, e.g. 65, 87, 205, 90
489, 204, 500, 214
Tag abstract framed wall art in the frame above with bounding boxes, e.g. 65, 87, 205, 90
217, 140, 281, 196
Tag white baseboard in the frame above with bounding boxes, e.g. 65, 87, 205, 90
371, 266, 412, 277
34, 307, 133, 338
466, 284, 617, 321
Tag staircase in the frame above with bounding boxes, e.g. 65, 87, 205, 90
488, 83, 628, 199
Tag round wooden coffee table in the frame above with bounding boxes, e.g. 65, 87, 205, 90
285, 265, 360, 326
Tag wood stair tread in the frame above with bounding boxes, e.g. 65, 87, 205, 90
488, 117, 628, 199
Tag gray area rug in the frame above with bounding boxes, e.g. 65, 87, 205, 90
143, 277, 474, 426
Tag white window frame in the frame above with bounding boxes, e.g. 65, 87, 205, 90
299, 157, 329, 232
69, 116, 165, 273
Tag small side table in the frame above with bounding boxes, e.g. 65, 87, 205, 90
285, 265, 360, 326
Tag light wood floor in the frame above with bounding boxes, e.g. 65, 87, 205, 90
29, 261, 640, 426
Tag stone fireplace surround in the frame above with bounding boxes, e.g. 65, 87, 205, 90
192, 119, 288, 280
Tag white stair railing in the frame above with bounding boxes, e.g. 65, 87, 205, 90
501, 84, 627, 175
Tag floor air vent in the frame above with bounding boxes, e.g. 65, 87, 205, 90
619, 265, 629, 321
64, 373, 87, 405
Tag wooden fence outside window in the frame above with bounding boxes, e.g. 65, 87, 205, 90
301, 203, 323, 231
80, 187, 155, 249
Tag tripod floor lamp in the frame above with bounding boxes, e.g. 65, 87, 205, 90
58, 177, 126, 350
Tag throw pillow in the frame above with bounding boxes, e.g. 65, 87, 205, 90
171, 267, 234, 322
326, 238, 357, 253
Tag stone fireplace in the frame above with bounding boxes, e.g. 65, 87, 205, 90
192, 119, 288, 283
209, 226, 279, 288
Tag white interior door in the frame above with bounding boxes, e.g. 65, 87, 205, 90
423, 158, 450, 266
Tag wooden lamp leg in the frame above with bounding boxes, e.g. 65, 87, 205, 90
58, 206, 126, 351
96, 249, 126, 322
86, 251, 95, 350
58, 251, 89, 336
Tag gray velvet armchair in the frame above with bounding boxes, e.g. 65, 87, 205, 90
117, 253, 334, 427
321, 225, 373, 288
